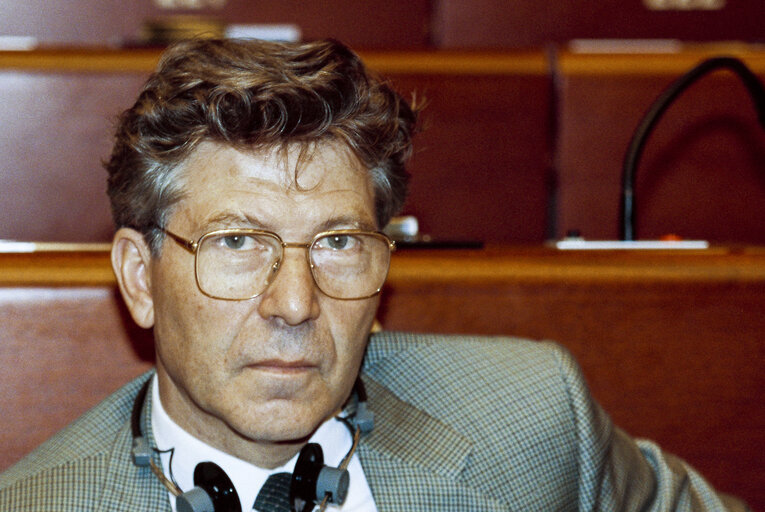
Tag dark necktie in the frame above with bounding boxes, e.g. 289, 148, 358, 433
253, 472, 292, 512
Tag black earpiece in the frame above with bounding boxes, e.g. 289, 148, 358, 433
176, 462, 241, 512
290, 444, 349, 512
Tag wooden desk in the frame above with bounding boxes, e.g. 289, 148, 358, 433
1, 245, 763, 507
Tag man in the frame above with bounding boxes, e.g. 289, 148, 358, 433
0, 38, 748, 511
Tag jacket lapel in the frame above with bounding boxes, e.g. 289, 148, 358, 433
358, 376, 508, 511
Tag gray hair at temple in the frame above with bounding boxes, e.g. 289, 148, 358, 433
105, 38, 419, 253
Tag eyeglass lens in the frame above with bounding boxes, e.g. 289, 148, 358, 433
195, 231, 390, 300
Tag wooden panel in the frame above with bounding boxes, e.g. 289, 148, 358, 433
0, 287, 154, 467
0, 69, 147, 242
434, 0, 765, 48
0, 0, 431, 49
556, 49, 765, 244
388, 62, 552, 244
1, 245, 763, 509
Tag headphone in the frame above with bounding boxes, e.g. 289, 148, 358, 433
130, 377, 374, 512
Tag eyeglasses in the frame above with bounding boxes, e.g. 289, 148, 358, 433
160, 227, 395, 300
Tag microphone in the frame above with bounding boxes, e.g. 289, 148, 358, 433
620, 56, 765, 241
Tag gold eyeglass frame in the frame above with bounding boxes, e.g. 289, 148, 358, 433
159, 227, 396, 301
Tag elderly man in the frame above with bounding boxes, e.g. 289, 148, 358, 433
0, 38, 748, 511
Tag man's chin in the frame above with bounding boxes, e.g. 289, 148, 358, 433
230, 404, 328, 445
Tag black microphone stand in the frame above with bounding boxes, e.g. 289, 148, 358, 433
620, 56, 765, 241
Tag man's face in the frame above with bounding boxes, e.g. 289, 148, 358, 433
147, 141, 380, 452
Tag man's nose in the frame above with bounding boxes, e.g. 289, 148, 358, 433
256, 248, 320, 325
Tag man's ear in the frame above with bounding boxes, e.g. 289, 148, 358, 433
112, 228, 155, 329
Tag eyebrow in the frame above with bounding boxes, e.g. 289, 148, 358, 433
315, 215, 377, 233
199, 211, 378, 235
200, 211, 269, 230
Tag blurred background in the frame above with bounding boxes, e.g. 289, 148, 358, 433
3, 0, 765, 49
1, 0, 763, 245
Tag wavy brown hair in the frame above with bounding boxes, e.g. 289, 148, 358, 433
105, 38, 418, 252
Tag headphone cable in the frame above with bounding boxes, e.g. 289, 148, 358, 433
317, 424, 360, 512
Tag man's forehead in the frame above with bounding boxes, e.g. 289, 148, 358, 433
168, 139, 377, 233
179, 140, 365, 191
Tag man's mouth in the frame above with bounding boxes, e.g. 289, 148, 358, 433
249, 359, 318, 374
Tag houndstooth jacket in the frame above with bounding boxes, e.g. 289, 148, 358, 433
0, 332, 748, 511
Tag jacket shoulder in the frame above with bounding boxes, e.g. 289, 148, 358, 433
363, 331, 583, 458
363, 331, 585, 505
364, 330, 574, 388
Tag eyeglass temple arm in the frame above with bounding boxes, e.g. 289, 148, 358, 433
160, 228, 198, 253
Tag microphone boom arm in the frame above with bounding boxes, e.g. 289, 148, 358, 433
620, 56, 765, 241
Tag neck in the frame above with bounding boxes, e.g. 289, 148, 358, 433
211, 435, 309, 470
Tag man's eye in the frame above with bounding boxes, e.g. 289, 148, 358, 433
222, 235, 253, 250
328, 235, 350, 250
318, 235, 356, 251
